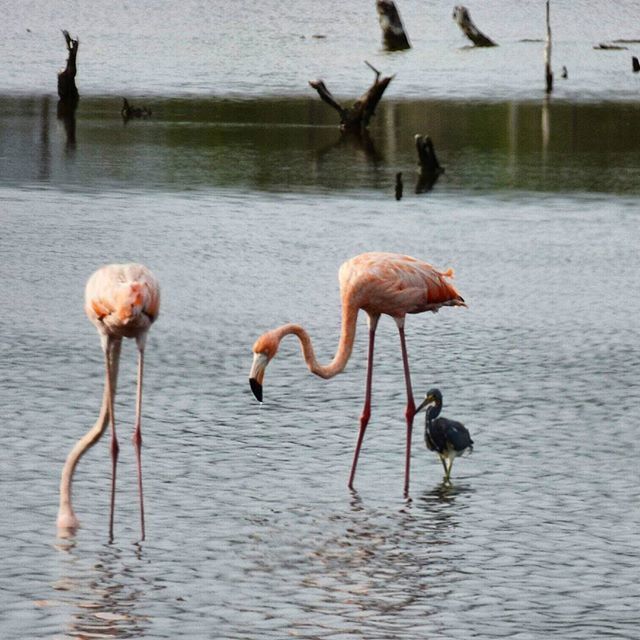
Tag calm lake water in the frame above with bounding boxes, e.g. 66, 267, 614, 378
1, 1, 639, 639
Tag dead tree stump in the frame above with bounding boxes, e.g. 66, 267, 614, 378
309, 61, 394, 132
415, 134, 444, 193
57, 30, 79, 107
376, 0, 411, 51
453, 6, 497, 47
544, 0, 553, 93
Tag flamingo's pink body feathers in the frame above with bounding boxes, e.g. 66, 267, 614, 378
85, 264, 160, 340
339, 252, 464, 317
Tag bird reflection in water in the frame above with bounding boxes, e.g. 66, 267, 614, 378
52, 541, 151, 639
293, 493, 467, 636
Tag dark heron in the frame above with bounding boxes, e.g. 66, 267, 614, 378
415, 388, 473, 482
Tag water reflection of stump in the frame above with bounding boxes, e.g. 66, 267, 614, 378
56, 100, 77, 150
316, 128, 382, 165
414, 134, 444, 194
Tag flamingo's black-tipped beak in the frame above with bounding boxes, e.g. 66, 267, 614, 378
249, 352, 268, 403
250, 377, 263, 402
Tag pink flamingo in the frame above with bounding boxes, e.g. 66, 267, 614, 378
57, 264, 160, 540
249, 251, 466, 496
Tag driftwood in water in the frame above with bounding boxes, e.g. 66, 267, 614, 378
309, 62, 394, 132
633, 56, 640, 72
453, 6, 497, 47
594, 43, 627, 50
121, 98, 152, 122
415, 134, 444, 193
544, 0, 553, 94
57, 30, 79, 107
376, 0, 410, 51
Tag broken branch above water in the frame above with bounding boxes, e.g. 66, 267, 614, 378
309, 62, 394, 132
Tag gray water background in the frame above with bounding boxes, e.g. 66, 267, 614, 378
1, 1, 639, 638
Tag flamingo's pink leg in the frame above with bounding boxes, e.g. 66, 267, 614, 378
348, 315, 379, 490
104, 338, 120, 542
398, 323, 416, 497
133, 346, 146, 541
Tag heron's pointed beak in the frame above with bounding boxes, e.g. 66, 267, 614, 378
415, 396, 432, 414
249, 352, 268, 402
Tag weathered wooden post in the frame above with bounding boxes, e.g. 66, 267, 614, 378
376, 0, 411, 51
544, 0, 553, 93
56, 30, 79, 149
57, 30, 79, 108
309, 61, 394, 132
395, 172, 403, 200
453, 6, 497, 47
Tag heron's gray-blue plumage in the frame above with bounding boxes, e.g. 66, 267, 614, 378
417, 387, 473, 482
425, 417, 473, 456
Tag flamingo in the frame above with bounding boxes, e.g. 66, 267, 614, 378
57, 264, 160, 540
249, 251, 466, 496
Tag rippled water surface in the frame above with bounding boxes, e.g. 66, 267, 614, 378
2, 1, 640, 639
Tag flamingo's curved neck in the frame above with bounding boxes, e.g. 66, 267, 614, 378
275, 301, 360, 380
57, 341, 121, 530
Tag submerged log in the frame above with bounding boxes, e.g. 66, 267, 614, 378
594, 43, 627, 50
309, 61, 394, 132
376, 0, 411, 51
633, 56, 640, 72
415, 134, 444, 194
57, 30, 79, 107
453, 6, 497, 47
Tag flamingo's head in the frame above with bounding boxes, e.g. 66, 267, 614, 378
249, 331, 280, 402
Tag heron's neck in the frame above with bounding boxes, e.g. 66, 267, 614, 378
275, 302, 359, 380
